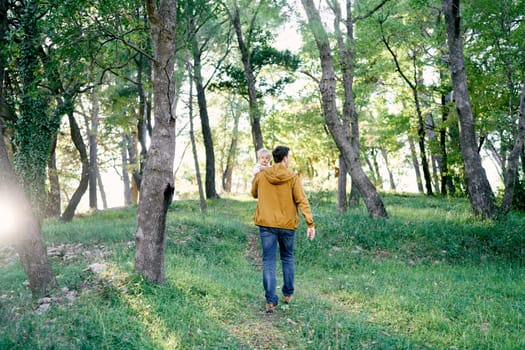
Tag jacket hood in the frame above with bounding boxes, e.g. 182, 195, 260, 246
262, 163, 296, 185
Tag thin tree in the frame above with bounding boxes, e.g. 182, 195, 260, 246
187, 0, 227, 199
46, 133, 61, 217
61, 111, 90, 221
221, 97, 241, 193
228, 0, 263, 152
121, 134, 133, 205
501, 79, 525, 212
187, 61, 207, 213
88, 88, 100, 210
378, 16, 433, 195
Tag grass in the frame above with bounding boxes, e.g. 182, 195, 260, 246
0, 192, 524, 349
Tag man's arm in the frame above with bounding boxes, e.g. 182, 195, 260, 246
251, 174, 259, 198
292, 176, 315, 228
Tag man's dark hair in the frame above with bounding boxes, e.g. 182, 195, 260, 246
272, 146, 289, 163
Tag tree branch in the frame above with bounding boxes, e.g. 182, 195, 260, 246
300, 70, 320, 84
379, 16, 415, 90
354, 0, 392, 22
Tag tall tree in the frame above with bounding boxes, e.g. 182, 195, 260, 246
135, 0, 178, 284
301, 0, 388, 218
187, 61, 207, 213
227, 0, 264, 152
2, 0, 59, 297
460, 0, 525, 210
378, 13, 433, 195
221, 0, 294, 155
443, 0, 496, 217
186, 0, 227, 199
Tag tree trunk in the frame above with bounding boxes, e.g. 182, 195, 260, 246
337, 153, 347, 214
18, 205, 57, 297
46, 132, 61, 217
231, 0, 263, 153
192, 33, 219, 199
8, 0, 58, 297
126, 133, 140, 203
61, 112, 89, 221
0, 121, 10, 175
88, 89, 99, 210
334, 0, 359, 212
443, 0, 496, 218
372, 149, 383, 189
348, 177, 361, 207
440, 89, 453, 195
409, 138, 424, 193
431, 154, 441, 194
425, 109, 442, 193
222, 100, 240, 193
380, 147, 396, 191
416, 106, 433, 195
187, 62, 206, 214
501, 79, 525, 212
97, 164, 107, 209
521, 144, 525, 177
121, 134, 132, 205
364, 153, 378, 186
302, 0, 387, 218
135, 0, 178, 284
134, 48, 152, 191
1, 131, 56, 298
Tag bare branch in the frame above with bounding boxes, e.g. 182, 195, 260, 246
354, 0, 391, 22
300, 69, 320, 84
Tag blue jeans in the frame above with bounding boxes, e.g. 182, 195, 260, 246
259, 226, 295, 305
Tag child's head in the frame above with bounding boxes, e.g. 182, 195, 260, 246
257, 148, 271, 166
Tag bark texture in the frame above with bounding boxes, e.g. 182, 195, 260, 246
61, 112, 89, 221
302, 0, 387, 218
121, 134, 132, 205
1, 120, 57, 297
443, 0, 496, 218
337, 154, 348, 214
88, 89, 99, 209
135, 0, 178, 284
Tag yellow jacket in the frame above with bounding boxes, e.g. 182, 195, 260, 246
251, 163, 315, 230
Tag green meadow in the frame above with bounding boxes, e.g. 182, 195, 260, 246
1, 193, 524, 349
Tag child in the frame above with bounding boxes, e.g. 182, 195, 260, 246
253, 148, 271, 177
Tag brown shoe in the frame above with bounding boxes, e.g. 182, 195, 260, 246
266, 302, 276, 313
283, 295, 292, 304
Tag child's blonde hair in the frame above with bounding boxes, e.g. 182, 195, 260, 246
256, 148, 271, 159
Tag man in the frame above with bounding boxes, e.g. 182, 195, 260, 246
251, 145, 316, 313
